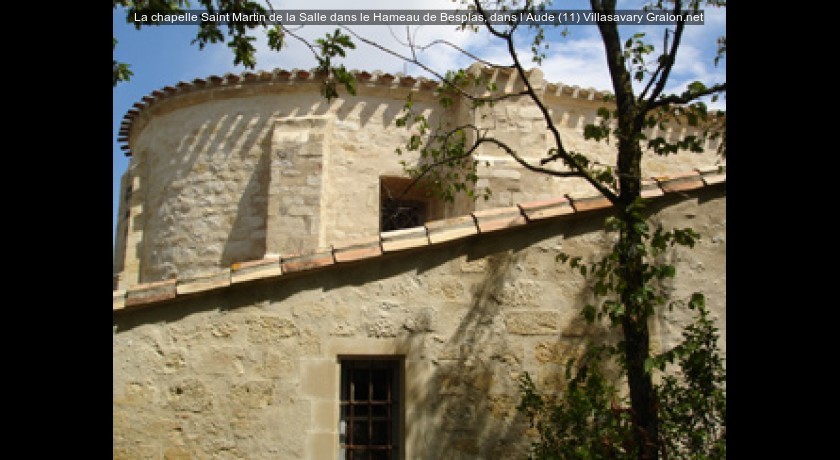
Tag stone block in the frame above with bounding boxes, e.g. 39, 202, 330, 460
166, 378, 212, 412
300, 359, 338, 399
310, 400, 338, 432
231, 380, 276, 408
306, 432, 337, 460
505, 311, 562, 335
247, 316, 300, 344
113, 289, 126, 311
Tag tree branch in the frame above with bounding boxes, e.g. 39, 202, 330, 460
415, 39, 515, 70
646, 83, 726, 110
339, 25, 529, 104
640, 1, 685, 116
477, 137, 584, 178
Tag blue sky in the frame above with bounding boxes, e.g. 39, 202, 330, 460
112, 0, 725, 252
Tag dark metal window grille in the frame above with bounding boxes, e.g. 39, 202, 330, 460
340, 359, 400, 460
381, 198, 426, 232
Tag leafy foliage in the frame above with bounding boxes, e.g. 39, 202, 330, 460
314, 29, 357, 101
519, 300, 726, 460
113, 1, 357, 93
518, 346, 638, 459
113, 37, 134, 87
114, 1, 727, 458
657, 299, 726, 458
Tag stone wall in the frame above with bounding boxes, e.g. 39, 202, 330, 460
114, 67, 724, 288
113, 186, 725, 459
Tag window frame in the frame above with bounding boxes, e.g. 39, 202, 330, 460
338, 356, 404, 460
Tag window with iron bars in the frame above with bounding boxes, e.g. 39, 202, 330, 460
339, 359, 401, 460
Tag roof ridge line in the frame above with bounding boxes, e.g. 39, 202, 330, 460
116, 65, 621, 157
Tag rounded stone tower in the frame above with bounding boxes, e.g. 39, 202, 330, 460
114, 65, 722, 289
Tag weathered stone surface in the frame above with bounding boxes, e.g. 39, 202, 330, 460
166, 378, 212, 412
114, 66, 725, 460
505, 311, 562, 335
247, 316, 299, 343
231, 380, 275, 408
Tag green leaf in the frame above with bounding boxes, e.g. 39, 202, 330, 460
644, 357, 655, 374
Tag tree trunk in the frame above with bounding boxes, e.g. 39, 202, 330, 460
617, 136, 659, 460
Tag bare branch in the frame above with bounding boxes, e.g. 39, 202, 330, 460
479, 137, 584, 178
339, 25, 529, 104
477, 0, 619, 203
414, 39, 513, 70
278, 25, 320, 60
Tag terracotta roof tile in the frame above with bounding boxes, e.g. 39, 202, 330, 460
176, 269, 231, 295
472, 206, 527, 233
118, 65, 685, 158
518, 197, 575, 221
230, 257, 282, 284
425, 215, 479, 244
381, 226, 430, 252
567, 194, 613, 212
125, 279, 177, 308
696, 166, 726, 186
113, 168, 725, 312
641, 179, 665, 198
333, 236, 383, 263
281, 248, 336, 273
656, 171, 705, 193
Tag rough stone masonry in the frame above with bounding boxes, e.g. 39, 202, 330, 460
113, 64, 725, 459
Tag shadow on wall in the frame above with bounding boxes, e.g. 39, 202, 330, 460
116, 205, 633, 459
136, 92, 430, 282
115, 183, 725, 457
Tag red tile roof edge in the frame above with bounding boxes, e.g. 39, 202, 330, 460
113, 170, 725, 312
